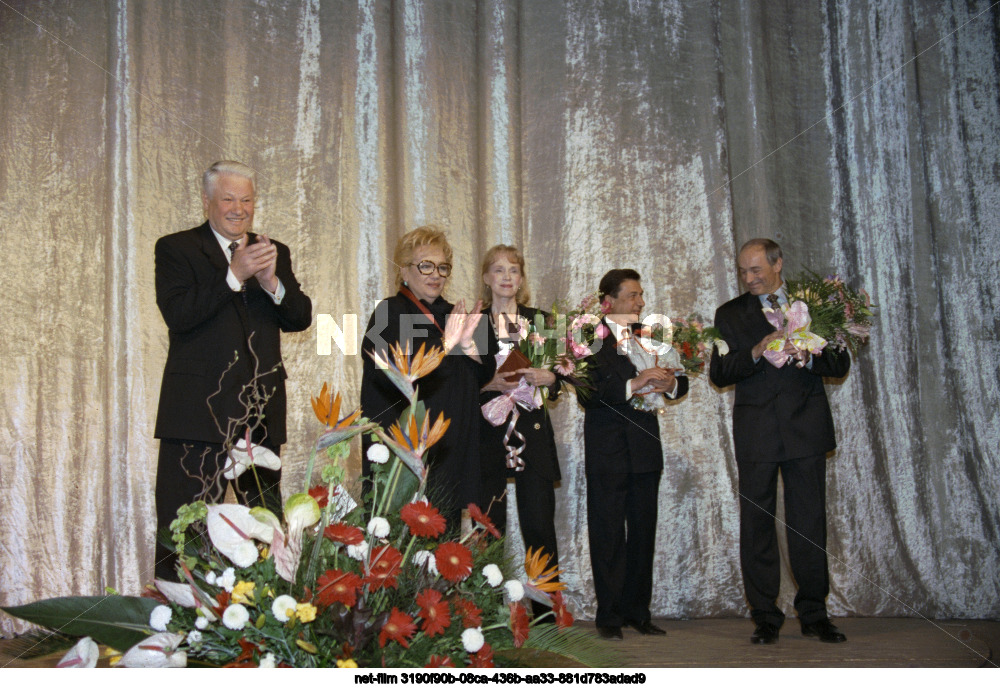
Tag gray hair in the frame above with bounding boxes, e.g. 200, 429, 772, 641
202, 160, 256, 198
739, 238, 783, 266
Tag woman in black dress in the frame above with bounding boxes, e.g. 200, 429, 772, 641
479, 245, 562, 589
360, 226, 492, 524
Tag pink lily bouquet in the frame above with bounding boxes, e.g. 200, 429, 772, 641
763, 273, 875, 368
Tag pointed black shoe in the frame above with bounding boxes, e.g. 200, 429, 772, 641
751, 622, 780, 644
801, 619, 847, 643
624, 619, 666, 635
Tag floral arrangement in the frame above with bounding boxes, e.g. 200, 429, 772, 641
761, 274, 874, 368
2, 344, 614, 669
783, 273, 874, 353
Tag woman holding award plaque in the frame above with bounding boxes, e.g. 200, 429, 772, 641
479, 244, 563, 608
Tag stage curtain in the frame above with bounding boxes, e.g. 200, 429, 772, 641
1, 0, 997, 635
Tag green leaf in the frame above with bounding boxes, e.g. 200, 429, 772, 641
2, 596, 159, 651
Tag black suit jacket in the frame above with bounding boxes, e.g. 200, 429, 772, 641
709, 291, 849, 463
580, 319, 689, 474
153, 222, 312, 446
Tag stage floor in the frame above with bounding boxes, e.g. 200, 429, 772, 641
1, 617, 997, 668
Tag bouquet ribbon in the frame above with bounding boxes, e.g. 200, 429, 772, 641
763, 300, 828, 368
481, 381, 542, 472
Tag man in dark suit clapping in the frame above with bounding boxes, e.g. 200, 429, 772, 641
710, 238, 850, 645
580, 269, 689, 640
152, 161, 312, 580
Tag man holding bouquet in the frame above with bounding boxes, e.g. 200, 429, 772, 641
581, 269, 689, 640
710, 238, 850, 645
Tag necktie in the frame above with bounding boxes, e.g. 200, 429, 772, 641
767, 293, 780, 309
228, 241, 248, 301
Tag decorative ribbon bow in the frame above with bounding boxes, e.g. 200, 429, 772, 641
481, 379, 542, 471
763, 300, 827, 368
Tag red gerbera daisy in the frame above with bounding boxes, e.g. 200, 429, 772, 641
509, 602, 530, 647
416, 588, 451, 637
452, 597, 483, 628
365, 544, 403, 590
466, 503, 502, 538
468, 643, 494, 668
400, 500, 447, 539
378, 607, 417, 648
425, 655, 456, 668
308, 484, 329, 508
315, 568, 362, 608
552, 590, 574, 628
324, 522, 365, 546
435, 541, 473, 582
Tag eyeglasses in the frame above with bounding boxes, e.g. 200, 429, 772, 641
410, 260, 452, 277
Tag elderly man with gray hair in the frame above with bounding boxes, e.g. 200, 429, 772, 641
152, 161, 312, 580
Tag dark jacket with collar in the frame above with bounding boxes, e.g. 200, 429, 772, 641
153, 222, 312, 446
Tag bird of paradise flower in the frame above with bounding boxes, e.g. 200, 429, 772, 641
367, 342, 446, 403
523, 547, 566, 606
311, 382, 372, 450
374, 402, 450, 487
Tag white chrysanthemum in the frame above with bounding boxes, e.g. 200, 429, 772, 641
204, 570, 217, 586
218, 567, 237, 592
149, 604, 172, 631
271, 594, 297, 621
482, 564, 503, 587
461, 627, 485, 653
411, 549, 438, 575
222, 603, 250, 630
346, 541, 369, 561
259, 652, 277, 668
367, 516, 390, 538
504, 579, 525, 602
367, 443, 390, 464
186, 630, 202, 645
194, 615, 209, 630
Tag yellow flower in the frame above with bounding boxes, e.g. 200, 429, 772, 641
337, 658, 359, 668
231, 580, 256, 605
295, 602, 318, 623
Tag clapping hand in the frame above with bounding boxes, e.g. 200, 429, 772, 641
231, 235, 278, 292
444, 299, 484, 356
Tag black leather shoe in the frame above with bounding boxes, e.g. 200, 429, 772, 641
624, 619, 666, 635
801, 619, 847, 643
751, 622, 780, 644
596, 625, 623, 641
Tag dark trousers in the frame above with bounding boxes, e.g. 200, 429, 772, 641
737, 454, 829, 627
486, 466, 560, 619
154, 438, 281, 581
586, 470, 660, 628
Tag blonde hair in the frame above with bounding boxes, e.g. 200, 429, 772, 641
393, 225, 454, 288
480, 244, 530, 308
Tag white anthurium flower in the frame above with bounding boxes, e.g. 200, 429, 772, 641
482, 564, 503, 588
57, 636, 99, 668
284, 493, 321, 534
222, 603, 250, 631
206, 504, 274, 568
223, 439, 282, 480
504, 579, 525, 602
117, 632, 187, 668
461, 627, 485, 653
271, 594, 297, 622
149, 605, 172, 631
366, 516, 390, 538
153, 579, 219, 622
366, 443, 390, 464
